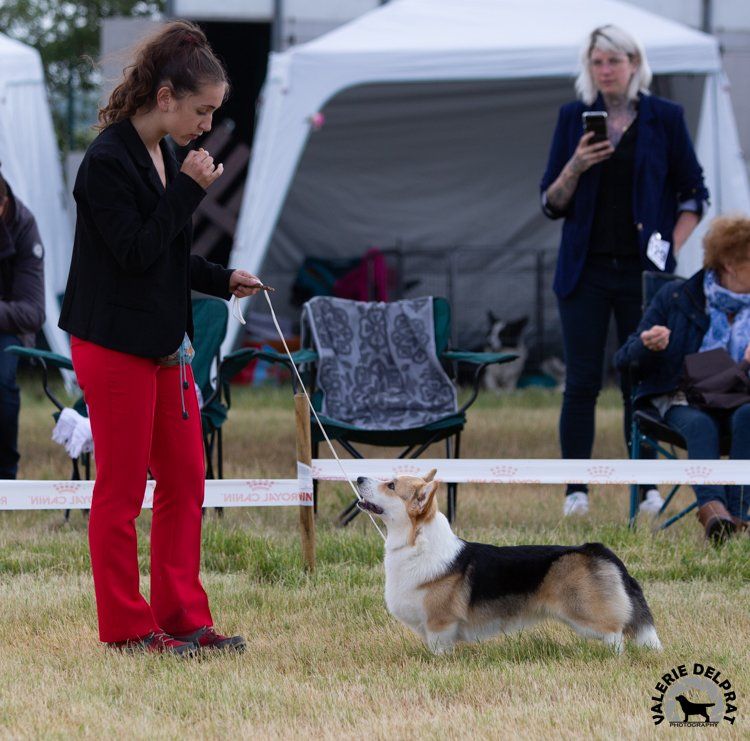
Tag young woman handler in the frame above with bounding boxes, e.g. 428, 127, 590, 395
60, 21, 260, 654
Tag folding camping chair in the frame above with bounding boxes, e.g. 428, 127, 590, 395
6, 297, 231, 508
191, 296, 230, 481
628, 272, 731, 529
220, 296, 517, 524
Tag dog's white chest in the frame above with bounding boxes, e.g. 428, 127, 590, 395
383, 543, 458, 631
384, 577, 425, 628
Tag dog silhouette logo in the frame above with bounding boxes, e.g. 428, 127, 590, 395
674, 693, 714, 723
650, 663, 737, 726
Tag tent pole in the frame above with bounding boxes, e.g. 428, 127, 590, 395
272, 0, 284, 52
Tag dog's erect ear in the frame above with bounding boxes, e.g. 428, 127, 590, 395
423, 468, 437, 483
414, 480, 438, 513
507, 316, 529, 334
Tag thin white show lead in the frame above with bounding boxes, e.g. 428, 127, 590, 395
259, 290, 387, 540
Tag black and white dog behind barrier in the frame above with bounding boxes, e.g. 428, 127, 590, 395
483, 313, 529, 391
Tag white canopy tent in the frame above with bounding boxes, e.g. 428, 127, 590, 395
226, 0, 750, 354
0, 33, 73, 364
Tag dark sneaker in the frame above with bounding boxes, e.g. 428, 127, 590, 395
173, 626, 246, 653
108, 631, 198, 657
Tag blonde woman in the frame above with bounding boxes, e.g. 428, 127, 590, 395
540, 25, 708, 517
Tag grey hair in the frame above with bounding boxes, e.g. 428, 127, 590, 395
575, 25, 652, 104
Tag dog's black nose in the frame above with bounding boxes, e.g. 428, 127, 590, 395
356, 476, 365, 485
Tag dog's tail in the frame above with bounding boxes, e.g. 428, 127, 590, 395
582, 543, 662, 650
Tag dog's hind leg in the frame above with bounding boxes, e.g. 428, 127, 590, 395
562, 621, 625, 654
631, 623, 662, 650
622, 572, 662, 650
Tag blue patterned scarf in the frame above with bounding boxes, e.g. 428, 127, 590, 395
700, 269, 750, 362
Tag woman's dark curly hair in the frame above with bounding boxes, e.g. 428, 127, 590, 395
703, 214, 750, 271
98, 20, 228, 130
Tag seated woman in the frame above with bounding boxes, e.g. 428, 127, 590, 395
615, 215, 750, 542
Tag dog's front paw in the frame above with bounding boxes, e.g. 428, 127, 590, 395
426, 631, 457, 655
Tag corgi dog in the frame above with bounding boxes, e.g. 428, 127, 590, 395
356, 470, 662, 655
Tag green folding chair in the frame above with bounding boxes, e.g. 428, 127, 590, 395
220, 296, 517, 524
6, 297, 230, 496
191, 296, 229, 481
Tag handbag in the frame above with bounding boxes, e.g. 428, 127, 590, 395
682, 347, 750, 411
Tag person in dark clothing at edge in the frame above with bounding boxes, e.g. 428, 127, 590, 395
0, 171, 45, 479
616, 215, 750, 543
539, 25, 708, 517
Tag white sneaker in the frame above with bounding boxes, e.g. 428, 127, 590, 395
563, 491, 589, 516
638, 488, 664, 516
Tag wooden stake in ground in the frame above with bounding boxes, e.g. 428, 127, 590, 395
294, 393, 316, 571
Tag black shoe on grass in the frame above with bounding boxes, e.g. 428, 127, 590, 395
173, 626, 246, 653
108, 631, 198, 657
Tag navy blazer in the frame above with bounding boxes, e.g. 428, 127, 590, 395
59, 119, 233, 357
540, 93, 708, 299
614, 270, 708, 403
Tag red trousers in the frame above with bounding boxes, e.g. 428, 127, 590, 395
71, 337, 213, 642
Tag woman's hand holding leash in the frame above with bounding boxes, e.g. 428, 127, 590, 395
181, 147, 224, 189
228, 271, 273, 326
229, 269, 272, 298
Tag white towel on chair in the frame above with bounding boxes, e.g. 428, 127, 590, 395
51, 408, 93, 459
51, 408, 79, 446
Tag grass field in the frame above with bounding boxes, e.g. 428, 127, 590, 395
1, 378, 748, 739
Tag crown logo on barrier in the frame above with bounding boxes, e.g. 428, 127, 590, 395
684, 465, 713, 478
393, 464, 420, 476
490, 465, 518, 477
53, 482, 83, 494
246, 480, 273, 492
586, 465, 615, 478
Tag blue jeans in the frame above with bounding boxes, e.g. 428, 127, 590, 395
663, 403, 750, 519
557, 256, 654, 496
0, 333, 20, 479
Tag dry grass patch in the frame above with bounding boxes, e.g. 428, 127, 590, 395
2, 380, 749, 738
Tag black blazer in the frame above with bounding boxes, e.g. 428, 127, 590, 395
59, 119, 233, 357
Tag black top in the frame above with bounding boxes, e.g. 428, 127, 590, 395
59, 119, 233, 357
588, 118, 640, 258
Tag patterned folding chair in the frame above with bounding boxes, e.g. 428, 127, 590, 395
220, 296, 517, 524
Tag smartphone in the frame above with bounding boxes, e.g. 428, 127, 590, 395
582, 111, 608, 143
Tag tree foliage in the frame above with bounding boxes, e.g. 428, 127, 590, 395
0, 0, 164, 149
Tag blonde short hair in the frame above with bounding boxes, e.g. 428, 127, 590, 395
575, 25, 652, 105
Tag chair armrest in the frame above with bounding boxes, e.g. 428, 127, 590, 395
442, 350, 518, 366
5, 345, 74, 371
443, 350, 519, 415
220, 347, 317, 382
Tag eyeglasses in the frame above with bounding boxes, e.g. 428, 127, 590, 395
589, 56, 628, 68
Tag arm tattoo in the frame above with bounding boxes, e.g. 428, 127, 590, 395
546, 166, 579, 211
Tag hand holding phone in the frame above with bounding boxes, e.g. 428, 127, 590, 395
567, 113, 614, 175
582, 111, 608, 143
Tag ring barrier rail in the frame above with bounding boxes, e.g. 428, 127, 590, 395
311, 458, 750, 486
1, 459, 746, 512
